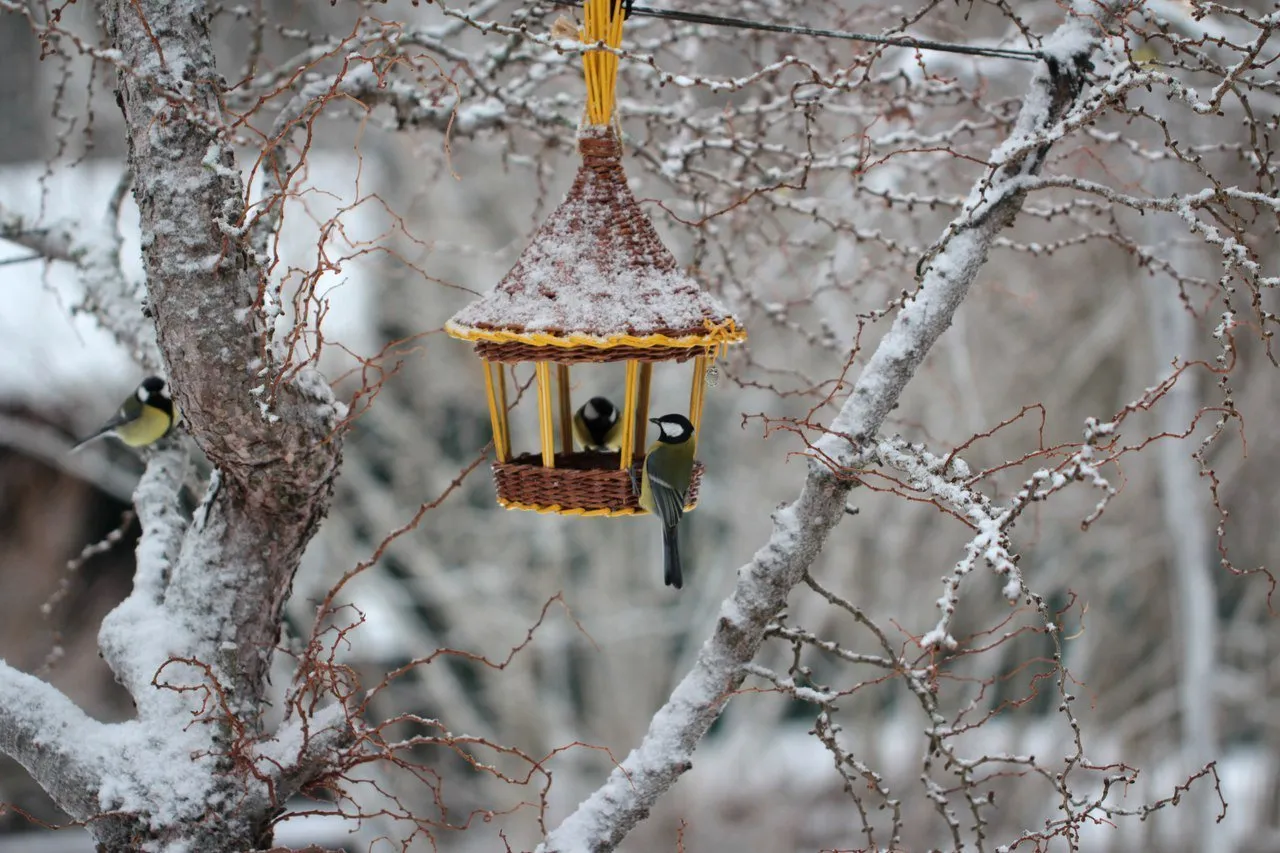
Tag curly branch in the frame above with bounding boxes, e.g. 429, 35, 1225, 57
540, 4, 1116, 851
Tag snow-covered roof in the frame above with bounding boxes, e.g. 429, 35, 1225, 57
446, 126, 745, 353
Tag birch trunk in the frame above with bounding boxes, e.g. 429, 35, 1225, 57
1141, 168, 1222, 853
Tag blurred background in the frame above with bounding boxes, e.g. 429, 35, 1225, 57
0, 0, 1277, 851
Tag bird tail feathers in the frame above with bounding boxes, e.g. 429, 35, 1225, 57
70, 427, 111, 452
662, 525, 682, 589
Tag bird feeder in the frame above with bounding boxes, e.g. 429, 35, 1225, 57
444, 0, 745, 516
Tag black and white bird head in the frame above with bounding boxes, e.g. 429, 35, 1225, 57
138, 375, 171, 404
583, 396, 617, 427
650, 413, 694, 444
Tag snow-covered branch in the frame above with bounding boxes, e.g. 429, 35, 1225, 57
253, 702, 358, 804
0, 199, 160, 371
0, 412, 138, 502
97, 446, 190, 704
872, 431, 1117, 651
541, 5, 1115, 852
0, 662, 108, 821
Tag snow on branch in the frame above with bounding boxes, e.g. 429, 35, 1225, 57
871, 432, 1117, 652
0, 197, 161, 371
0, 661, 108, 821
251, 701, 357, 805
1012, 175, 1279, 289
97, 446, 192, 707
541, 5, 1119, 852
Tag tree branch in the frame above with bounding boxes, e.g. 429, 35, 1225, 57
0, 661, 108, 821
0, 200, 161, 371
251, 62, 513, 259
540, 5, 1113, 852
97, 445, 191, 706
0, 413, 138, 502
0, 0, 360, 844
253, 702, 358, 806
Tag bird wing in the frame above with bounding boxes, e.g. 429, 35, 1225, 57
72, 395, 149, 450
71, 406, 132, 449
645, 468, 687, 527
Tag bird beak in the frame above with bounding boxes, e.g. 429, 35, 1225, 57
649, 418, 661, 426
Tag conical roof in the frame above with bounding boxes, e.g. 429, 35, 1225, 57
446, 126, 745, 363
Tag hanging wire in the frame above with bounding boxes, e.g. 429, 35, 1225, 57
546, 0, 1045, 63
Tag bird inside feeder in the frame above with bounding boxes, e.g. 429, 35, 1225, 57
444, 0, 746, 516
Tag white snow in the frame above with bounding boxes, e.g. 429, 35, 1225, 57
0, 164, 141, 406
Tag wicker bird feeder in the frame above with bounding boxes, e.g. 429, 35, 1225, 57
444, 0, 745, 516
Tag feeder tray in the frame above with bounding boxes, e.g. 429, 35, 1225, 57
494, 453, 706, 515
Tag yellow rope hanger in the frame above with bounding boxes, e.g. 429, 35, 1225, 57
581, 0, 626, 126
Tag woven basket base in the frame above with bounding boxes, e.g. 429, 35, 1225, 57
493, 451, 704, 514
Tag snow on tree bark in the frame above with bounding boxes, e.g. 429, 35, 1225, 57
0, 1, 351, 850
96, 0, 345, 709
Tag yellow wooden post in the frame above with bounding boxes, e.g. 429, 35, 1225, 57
496, 363, 511, 459
620, 360, 639, 469
634, 361, 653, 455
689, 354, 708, 437
536, 362, 556, 467
482, 360, 509, 462
557, 364, 573, 453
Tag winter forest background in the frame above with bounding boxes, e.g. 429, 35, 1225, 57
0, 0, 1277, 851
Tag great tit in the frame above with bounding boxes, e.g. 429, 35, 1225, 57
73, 376, 178, 450
573, 396, 623, 452
638, 413, 696, 589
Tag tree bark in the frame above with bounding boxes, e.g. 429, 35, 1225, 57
37, 1, 351, 848
97, 0, 344, 705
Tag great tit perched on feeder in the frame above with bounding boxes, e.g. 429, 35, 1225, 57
73, 376, 178, 450
639, 413, 696, 589
573, 396, 623, 452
